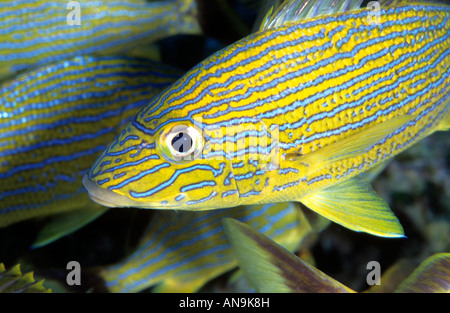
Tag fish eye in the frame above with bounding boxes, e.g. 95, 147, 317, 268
157, 124, 203, 163
171, 132, 193, 153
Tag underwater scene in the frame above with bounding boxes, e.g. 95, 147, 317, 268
0, 0, 449, 294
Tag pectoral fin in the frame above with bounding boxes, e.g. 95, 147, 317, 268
301, 177, 405, 238
222, 218, 355, 293
32, 207, 108, 248
289, 115, 415, 176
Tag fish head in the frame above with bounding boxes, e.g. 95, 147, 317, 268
83, 96, 241, 210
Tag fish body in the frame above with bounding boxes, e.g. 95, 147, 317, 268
85, 1, 450, 237
0, 0, 200, 79
99, 202, 307, 293
0, 56, 182, 227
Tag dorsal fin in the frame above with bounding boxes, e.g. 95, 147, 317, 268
260, 0, 364, 30
258, 0, 413, 31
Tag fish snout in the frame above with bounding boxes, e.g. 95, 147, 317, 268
82, 174, 145, 208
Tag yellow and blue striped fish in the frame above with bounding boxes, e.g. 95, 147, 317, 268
98, 202, 308, 293
84, 0, 450, 238
0, 55, 182, 227
0, 0, 200, 80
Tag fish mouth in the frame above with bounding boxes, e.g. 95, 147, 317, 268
82, 174, 152, 208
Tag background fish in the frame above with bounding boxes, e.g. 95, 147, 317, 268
98, 202, 311, 293
0, 0, 200, 80
84, 0, 450, 238
223, 217, 355, 292
0, 262, 51, 293
223, 217, 450, 293
0, 55, 182, 228
0, 0, 445, 294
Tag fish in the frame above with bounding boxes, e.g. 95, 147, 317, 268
394, 252, 450, 293
84, 0, 450, 238
223, 217, 450, 293
0, 0, 200, 80
223, 217, 355, 293
0, 55, 182, 229
0, 262, 51, 293
98, 202, 310, 293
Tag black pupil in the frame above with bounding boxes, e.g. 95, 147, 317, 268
171, 132, 193, 153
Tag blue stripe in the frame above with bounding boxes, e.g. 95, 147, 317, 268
221, 190, 238, 198
282, 48, 450, 148
180, 181, 216, 192
186, 191, 218, 205
209, 27, 445, 129
93, 154, 160, 177
240, 190, 261, 197
307, 174, 333, 185
128, 163, 227, 198
136, 20, 447, 136
106, 204, 278, 289
0, 186, 88, 214
0, 145, 105, 179
138, 5, 449, 125
175, 194, 185, 201
107, 162, 171, 190
0, 127, 113, 158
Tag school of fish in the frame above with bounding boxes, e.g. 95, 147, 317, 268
0, 0, 448, 293
84, 0, 450, 238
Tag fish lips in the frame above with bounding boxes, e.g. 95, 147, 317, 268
82, 174, 160, 209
